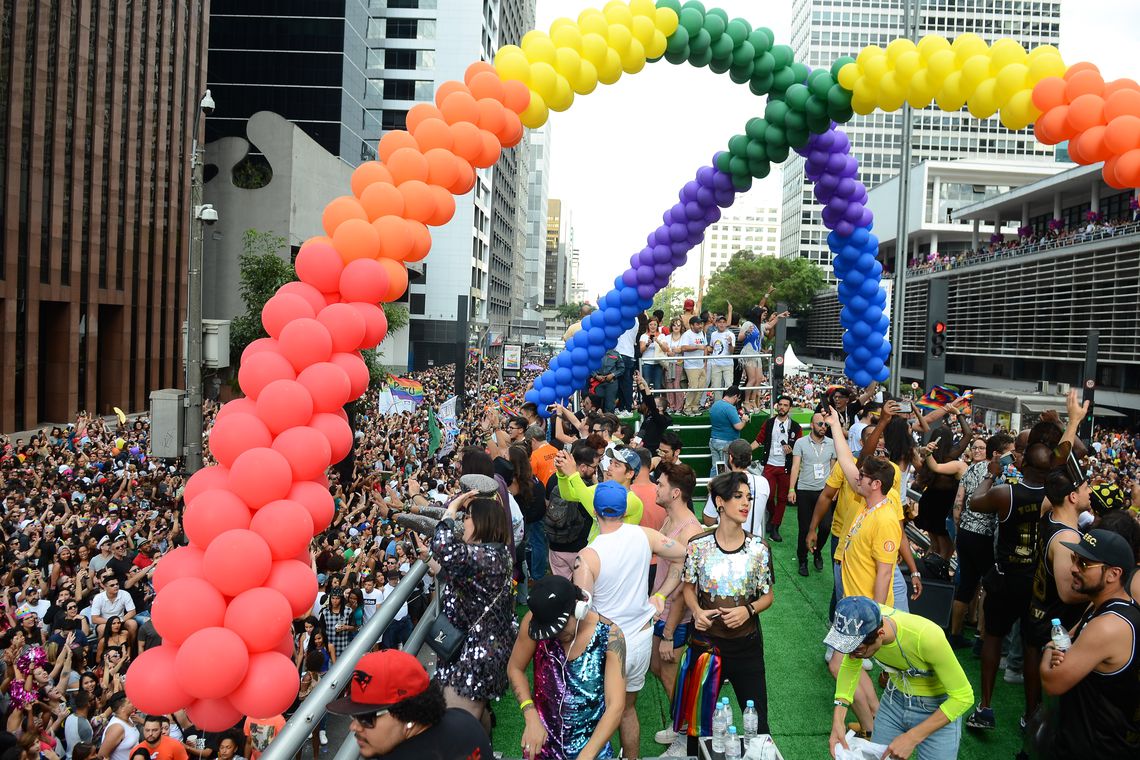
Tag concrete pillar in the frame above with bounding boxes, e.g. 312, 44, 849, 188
971, 219, 980, 250
994, 213, 1003, 238
1091, 182, 1100, 214
1020, 202, 1030, 227
930, 231, 939, 257
1053, 193, 1062, 220
930, 174, 941, 224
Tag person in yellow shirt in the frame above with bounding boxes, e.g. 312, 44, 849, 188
554, 449, 643, 541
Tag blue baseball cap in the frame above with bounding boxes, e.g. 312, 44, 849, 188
594, 481, 629, 519
608, 447, 641, 476
823, 596, 883, 654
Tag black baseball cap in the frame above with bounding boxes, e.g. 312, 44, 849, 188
1061, 529, 1135, 571
527, 575, 588, 641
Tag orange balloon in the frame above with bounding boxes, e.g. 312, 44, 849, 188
406, 103, 444, 134
373, 216, 413, 261
350, 162, 394, 198
502, 79, 531, 115
498, 110, 525, 148
386, 147, 429, 185
1101, 156, 1127, 189
434, 80, 470, 109
1104, 78, 1140, 98
332, 218, 380, 263
441, 91, 481, 125
426, 186, 456, 227
1104, 88, 1140, 121
424, 148, 460, 189
1066, 93, 1106, 132
398, 180, 437, 223
413, 118, 454, 152
476, 98, 507, 136
464, 61, 497, 86
450, 157, 477, 195
1066, 132, 1091, 164
1034, 105, 1073, 144
377, 259, 409, 303
359, 181, 405, 220
450, 122, 484, 163
1074, 125, 1111, 163
1031, 78, 1067, 113
1104, 115, 1140, 154
1062, 61, 1101, 82
321, 196, 368, 238
469, 71, 506, 103
1114, 148, 1140, 186
473, 130, 502, 169
378, 130, 419, 162
405, 221, 432, 262
1065, 69, 1105, 101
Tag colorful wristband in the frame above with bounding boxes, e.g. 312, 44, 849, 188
518, 699, 534, 712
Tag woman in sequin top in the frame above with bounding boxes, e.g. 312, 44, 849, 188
430, 490, 517, 734
682, 471, 775, 741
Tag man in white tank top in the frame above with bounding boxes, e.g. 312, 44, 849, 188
573, 481, 688, 758
97, 692, 140, 760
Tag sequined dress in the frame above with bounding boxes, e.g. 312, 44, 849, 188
682, 531, 772, 640
431, 518, 516, 701
533, 620, 614, 760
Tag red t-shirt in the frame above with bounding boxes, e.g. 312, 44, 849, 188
132, 736, 189, 760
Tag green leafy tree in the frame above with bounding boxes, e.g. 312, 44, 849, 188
650, 284, 694, 320
555, 301, 590, 323
702, 251, 825, 316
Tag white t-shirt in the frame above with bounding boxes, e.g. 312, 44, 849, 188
615, 324, 637, 358
848, 421, 869, 455
507, 492, 525, 544
766, 417, 793, 468
680, 330, 707, 370
90, 591, 135, 620
360, 587, 384, 621
702, 471, 770, 538
639, 333, 664, 360
379, 583, 409, 621
708, 329, 736, 366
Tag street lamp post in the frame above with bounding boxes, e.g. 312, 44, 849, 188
185, 90, 215, 474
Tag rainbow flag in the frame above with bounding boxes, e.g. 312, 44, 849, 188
389, 377, 424, 406
916, 384, 972, 415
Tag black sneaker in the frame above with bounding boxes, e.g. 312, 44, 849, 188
965, 707, 995, 730
769, 527, 783, 542
798, 561, 808, 577
814, 554, 824, 571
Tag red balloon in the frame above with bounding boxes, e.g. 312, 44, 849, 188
207, 413, 272, 469
296, 362, 353, 414
151, 577, 227, 645
213, 398, 256, 424
349, 304, 388, 350
186, 697, 244, 733
184, 489, 253, 548
240, 337, 278, 364
126, 646, 193, 715
255, 379, 315, 436
224, 588, 295, 653
251, 499, 316, 562
261, 292, 315, 340
203, 529, 274, 597
238, 350, 296, 400
152, 546, 207, 593
227, 652, 300, 719
309, 412, 354, 463
272, 630, 295, 659
176, 627, 249, 700
183, 467, 230, 508
277, 281, 328, 316
271, 427, 333, 482
264, 559, 319, 618
316, 303, 367, 353
295, 240, 345, 294
339, 259, 391, 304
228, 447, 294, 510
278, 318, 334, 372
330, 351, 371, 399
287, 481, 335, 533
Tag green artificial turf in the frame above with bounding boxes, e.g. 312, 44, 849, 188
491, 514, 1029, 759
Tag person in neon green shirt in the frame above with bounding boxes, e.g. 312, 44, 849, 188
554, 449, 643, 540
825, 596, 973, 760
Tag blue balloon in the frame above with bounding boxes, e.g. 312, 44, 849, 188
863, 306, 883, 325
638, 297, 654, 310
845, 269, 865, 287
620, 305, 638, 319
571, 347, 588, 366
842, 332, 859, 353
852, 346, 872, 364
539, 387, 556, 405
851, 321, 872, 339
572, 364, 589, 380
872, 290, 887, 309
587, 343, 604, 360
848, 295, 870, 315
858, 278, 879, 299
604, 323, 623, 339
549, 355, 561, 371
524, 389, 539, 404
555, 367, 572, 385
621, 287, 639, 305
533, 374, 546, 389
837, 281, 858, 301
604, 307, 621, 325
850, 369, 873, 388
588, 327, 605, 345
840, 307, 856, 329
865, 357, 885, 376
606, 291, 623, 309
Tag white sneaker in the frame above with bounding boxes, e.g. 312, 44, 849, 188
655, 727, 677, 745
661, 735, 689, 757
1004, 668, 1024, 684
319, 730, 328, 746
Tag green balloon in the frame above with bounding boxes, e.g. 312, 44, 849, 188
827, 84, 854, 111
746, 139, 767, 161
679, 8, 705, 36
808, 70, 834, 99
790, 62, 810, 84
724, 19, 749, 46
658, 0, 682, 12
715, 152, 733, 173
728, 134, 750, 157
749, 160, 771, 179
703, 12, 726, 40
764, 124, 787, 148
748, 79, 767, 96
665, 25, 690, 53
770, 45, 793, 70
750, 28, 774, 54
784, 110, 807, 133
829, 105, 856, 124
710, 35, 734, 60
764, 100, 788, 124
728, 156, 749, 177
771, 67, 797, 92
664, 48, 690, 65
688, 47, 713, 68
689, 27, 711, 54
806, 113, 834, 134
750, 71, 774, 94
732, 40, 755, 67
805, 97, 829, 122
786, 128, 810, 150
830, 55, 856, 81
785, 84, 811, 112
729, 61, 754, 84
706, 6, 729, 24
768, 144, 790, 163
745, 117, 767, 140
710, 57, 732, 75
681, 0, 707, 14
753, 51, 775, 75
731, 174, 752, 192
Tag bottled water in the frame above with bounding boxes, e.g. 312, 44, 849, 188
711, 701, 728, 753
742, 700, 758, 749
724, 726, 741, 760
1050, 618, 1072, 651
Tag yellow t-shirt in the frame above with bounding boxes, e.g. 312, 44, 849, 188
828, 461, 903, 560
840, 499, 903, 607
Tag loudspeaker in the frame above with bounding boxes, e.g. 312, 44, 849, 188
903, 570, 954, 629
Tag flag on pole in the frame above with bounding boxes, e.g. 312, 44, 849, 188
389, 377, 424, 406
916, 384, 973, 415
427, 405, 442, 457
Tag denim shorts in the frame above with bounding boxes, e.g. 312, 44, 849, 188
872, 686, 961, 760
653, 619, 691, 650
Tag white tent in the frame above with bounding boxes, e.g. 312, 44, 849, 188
783, 345, 810, 375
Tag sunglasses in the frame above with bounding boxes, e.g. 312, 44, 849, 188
354, 709, 390, 729
1072, 554, 1104, 572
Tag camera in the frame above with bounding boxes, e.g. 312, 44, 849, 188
196, 204, 218, 225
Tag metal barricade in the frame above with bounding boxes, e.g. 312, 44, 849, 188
637, 353, 773, 396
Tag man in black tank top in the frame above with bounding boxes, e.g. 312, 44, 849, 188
1042, 529, 1140, 756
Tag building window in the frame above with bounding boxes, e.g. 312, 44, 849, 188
367, 18, 384, 39
386, 18, 435, 39
382, 79, 432, 100
367, 49, 383, 69
384, 49, 435, 70
410, 293, 426, 314
382, 110, 407, 130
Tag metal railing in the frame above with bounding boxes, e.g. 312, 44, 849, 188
637, 353, 774, 395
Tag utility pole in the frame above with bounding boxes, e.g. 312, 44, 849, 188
184, 90, 215, 473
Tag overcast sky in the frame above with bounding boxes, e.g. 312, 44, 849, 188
534, 0, 1140, 299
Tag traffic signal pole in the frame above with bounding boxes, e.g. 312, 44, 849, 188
923, 278, 948, 390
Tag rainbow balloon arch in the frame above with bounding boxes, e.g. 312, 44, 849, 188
128, 0, 1136, 727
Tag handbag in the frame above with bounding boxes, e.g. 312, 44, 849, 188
426, 579, 512, 664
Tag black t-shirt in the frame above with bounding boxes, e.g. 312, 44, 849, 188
106, 556, 134, 583
381, 708, 493, 760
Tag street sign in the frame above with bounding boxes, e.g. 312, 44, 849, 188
774, 356, 784, 366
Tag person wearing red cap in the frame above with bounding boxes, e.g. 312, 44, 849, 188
327, 650, 493, 759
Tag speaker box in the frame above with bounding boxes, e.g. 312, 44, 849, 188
903, 569, 955, 628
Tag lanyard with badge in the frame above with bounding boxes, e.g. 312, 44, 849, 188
842, 497, 889, 555
809, 438, 829, 481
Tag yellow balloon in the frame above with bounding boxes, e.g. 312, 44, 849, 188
852, 91, 878, 115
578, 9, 610, 37
581, 32, 610, 66
838, 62, 861, 91
494, 46, 532, 84
597, 48, 623, 85
951, 34, 989, 64
856, 45, 885, 70
907, 70, 935, 109
864, 54, 889, 83
853, 75, 878, 102
1001, 90, 1038, 130
989, 39, 1028, 73
522, 31, 557, 65
547, 75, 575, 111
1027, 44, 1061, 62
879, 72, 906, 111
631, 14, 656, 46
999, 108, 1030, 132
554, 47, 583, 81
960, 54, 992, 94
607, 23, 633, 54
886, 38, 917, 63
603, 1, 633, 27
1028, 53, 1067, 83
571, 59, 600, 95
967, 79, 998, 119
994, 63, 1029, 104
917, 34, 951, 61
520, 90, 549, 129
551, 22, 583, 51
645, 29, 668, 59
630, 0, 657, 17
655, 7, 680, 37
925, 49, 957, 86
895, 50, 922, 82
529, 61, 559, 101
936, 71, 967, 112
621, 38, 647, 74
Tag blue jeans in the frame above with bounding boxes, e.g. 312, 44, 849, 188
597, 380, 619, 412
872, 687, 962, 760
618, 354, 636, 410
641, 362, 663, 390
709, 437, 733, 478
525, 520, 548, 580
381, 617, 412, 650
892, 565, 910, 613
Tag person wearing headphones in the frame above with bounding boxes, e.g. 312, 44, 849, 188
507, 575, 627, 760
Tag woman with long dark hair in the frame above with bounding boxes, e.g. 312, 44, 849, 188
915, 414, 973, 559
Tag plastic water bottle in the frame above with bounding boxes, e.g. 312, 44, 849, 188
1050, 618, 1072, 651
724, 726, 741, 760
711, 700, 728, 753
742, 700, 758, 749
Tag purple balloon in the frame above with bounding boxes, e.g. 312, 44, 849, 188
833, 132, 850, 152
653, 262, 673, 278
669, 222, 689, 242
836, 177, 858, 199
816, 130, 836, 150
662, 209, 677, 226
637, 266, 654, 284
713, 172, 733, 191
681, 181, 701, 202
821, 206, 841, 227
715, 189, 736, 207
835, 220, 855, 237
653, 245, 672, 263
826, 153, 847, 174
670, 202, 687, 220
703, 206, 722, 224
654, 226, 672, 246
686, 219, 705, 236
859, 209, 874, 227
635, 283, 653, 299
685, 201, 704, 220
815, 186, 835, 204
622, 269, 639, 287
843, 203, 864, 223
671, 250, 689, 265
696, 187, 717, 208
687, 232, 705, 246
809, 149, 829, 165
818, 174, 840, 192
670, 240, 690, 254
697, 166, 716, 187
653, 274, 670, 289
842, 157, 859, 178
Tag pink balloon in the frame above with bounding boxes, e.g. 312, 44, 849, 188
183, 466, 230, 507
184, 489, 253, 548
309, 412, 354, 464
126, 646, 193, 715
250, 499, 316, 561
152, 546, 207, 593
278, 318, 334, 372
296, 362, 352, 414
224, 588, 295, 653
329, 351, 370, 399
262, 292, 316, 339
240, 337, 280, 362
213, 397, 257, 423
228, 447, 294, 509
271, 426, 333, 482
186, 697, 244, 732
294, 240, 344, 294
203, 529, 273, 597
176, 627, 249, 699
238, 350, 297, 400
255, 379, 315, 436
350, 303, 389, 349
287, 481, 335, 532
316, 303, 367, 354
227, 652, 300, 719
338, 259, 388, 304
151, 577, 227, 645
272, 630, 295, 659
277, 281, 327, 315
207, 413, 272, 469
264, 559, 319, 618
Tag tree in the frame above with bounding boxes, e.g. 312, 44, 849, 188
650, 284, 694, 320
702, 251, 825, 316
555, 301, 589, 323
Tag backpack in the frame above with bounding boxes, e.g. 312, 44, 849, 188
543, 487, 590, 545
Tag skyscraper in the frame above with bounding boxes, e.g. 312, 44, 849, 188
525, 125, 551, 312
678, 205, 781, 292
780, 0, 1061, 277
544, 199, 567, 308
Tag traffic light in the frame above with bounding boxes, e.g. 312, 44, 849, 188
931, 320, 947, 358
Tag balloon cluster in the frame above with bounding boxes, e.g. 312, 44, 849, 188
1031, 63, 1140, 188
836, 34, 1067, 130
798, 126, 891, 386
527, 159, 738, 413
129, 61, 531, 729
493, 0, 678, 128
